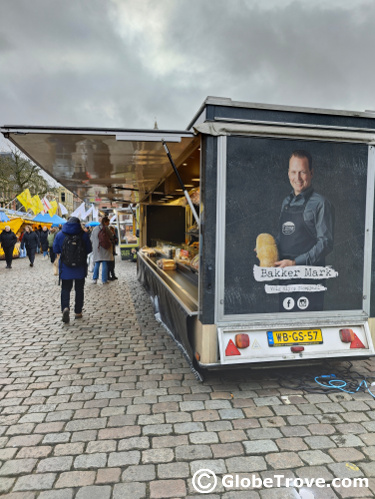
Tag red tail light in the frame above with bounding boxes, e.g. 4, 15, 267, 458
235, 334, 250, 349
339, 329, 366, 349
339, 329, 355, 343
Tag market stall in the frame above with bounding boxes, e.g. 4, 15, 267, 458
3, 97, 375, 370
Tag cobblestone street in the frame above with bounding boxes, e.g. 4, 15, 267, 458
1, 254, 375, 498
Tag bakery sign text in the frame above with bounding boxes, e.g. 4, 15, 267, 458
253, 265, 338, 282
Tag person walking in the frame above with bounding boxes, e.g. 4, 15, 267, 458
40, 226, 50, 259
18, 230, 27, 258
90, 216, 114, 284
0, 225, 17, 269
47, 227, 57, 263
53, 216, 92, 323
21, 225, 39, 267
35, 225, 42, 253
107, 225, 118, 280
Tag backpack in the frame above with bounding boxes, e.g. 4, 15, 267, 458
98, 226, 112, 250
60, 233, 86, 267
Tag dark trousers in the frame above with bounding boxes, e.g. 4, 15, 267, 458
61, 278, 85, 313
27, 248, 36, 264
49, 247, 56, 263
108, 260, 116, 278
4, 247, 14, 267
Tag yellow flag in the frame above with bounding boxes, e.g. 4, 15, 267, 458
49, 200, 58, 217
16, 188, 33, 210
30, 196, 41, 215
34, 195, 44, 214
29, 197, 38, 215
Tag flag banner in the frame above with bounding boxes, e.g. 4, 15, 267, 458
16, 188, 33, 210
70, 202, 86, 219
48, 200, 58, 217
34, 195, 45, 215
82, 206, 93, 220
59, 202, 68, 215
42, 197, 52, 212
92, 204, 99, 221
30, 196, 40, 215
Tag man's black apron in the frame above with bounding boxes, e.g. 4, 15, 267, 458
278, 194, 325, 312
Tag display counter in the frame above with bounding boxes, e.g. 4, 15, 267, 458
137, 249, 198, 360
138, 250, 198, 312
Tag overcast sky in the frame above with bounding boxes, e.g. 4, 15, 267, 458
1, 0, 375, 153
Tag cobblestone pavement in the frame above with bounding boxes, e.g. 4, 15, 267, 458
1, 254, 375, 498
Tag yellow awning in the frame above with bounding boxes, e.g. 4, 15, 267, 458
0, 218, 24, 234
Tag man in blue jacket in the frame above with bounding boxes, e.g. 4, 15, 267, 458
53, 217, 92, 323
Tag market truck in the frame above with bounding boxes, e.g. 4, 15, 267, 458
3, 96, 375, 370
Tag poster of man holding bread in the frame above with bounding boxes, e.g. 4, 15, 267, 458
275, 149, 335, 311
224, 136, 368, 316
254, 149, 335, 312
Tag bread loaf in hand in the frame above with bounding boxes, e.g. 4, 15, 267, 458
255, 233, 278, 267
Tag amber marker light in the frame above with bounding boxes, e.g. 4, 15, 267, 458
235, 334, 250, 349
339, 329, 355, 343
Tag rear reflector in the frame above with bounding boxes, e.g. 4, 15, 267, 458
225, 339, 241, 356
339, 329, 366, 349
235, 334, 250, 349
291, 346, 304, 353
350, 333, 366, 349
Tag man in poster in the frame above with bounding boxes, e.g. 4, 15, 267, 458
275, 150, 335, 311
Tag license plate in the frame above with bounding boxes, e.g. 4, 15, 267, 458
267, 329, 323, 347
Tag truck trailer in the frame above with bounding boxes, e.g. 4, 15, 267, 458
3, 96, 375, 370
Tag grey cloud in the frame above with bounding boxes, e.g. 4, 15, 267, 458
162, 0, 375, 110
1, 0, 375, 143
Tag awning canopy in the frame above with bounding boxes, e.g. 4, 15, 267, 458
33, 213, 66, 226
1, 126, 197, 205
0, 218, 25, 234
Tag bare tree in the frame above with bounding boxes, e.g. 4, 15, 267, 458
0, 147, 57, 206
